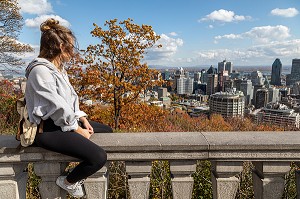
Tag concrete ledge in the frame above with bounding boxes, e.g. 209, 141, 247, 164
1, 131, 300, 163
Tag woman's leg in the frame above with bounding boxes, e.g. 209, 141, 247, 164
35, 130, 107, 183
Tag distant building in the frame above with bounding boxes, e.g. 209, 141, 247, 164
268, 87, 280, 103
194, 72, 201, 82
218, 60, 226, 73
270, 58, 282, 86
279, 88, 290, 99
209, 90, 245, 117
240, 79, 253, 106
234, 79, 242, 91
159, 97, 171, 108
207, 65, 217, 75
224, 79, 234, 92
150, 100, 164, 108
197, 83, 207, 95
177, 77, 194, 95
251, 71, 265, 86
161, 69, 170, 80
291, 82, 300, 94
200, 69, 208, 83
255, 88, 269, 108
206, 74, 218, 95
255, 103, 300, 128
218, 70, 229, 92
286, 59, 300, 86
225, 61, 233, 74
218, 60, 233, 74
174, 67, 185, 91
158, 87, 167, 98
230, 70, 240, 79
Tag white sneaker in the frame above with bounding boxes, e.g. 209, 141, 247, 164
56, 176, 85, 198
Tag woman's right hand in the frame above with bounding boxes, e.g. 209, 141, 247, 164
74, 126, 91, 139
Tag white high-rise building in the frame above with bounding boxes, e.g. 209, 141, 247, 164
240, 80, 253, 106
177, 77, 194, 95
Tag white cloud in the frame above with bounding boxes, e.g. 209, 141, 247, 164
146, 34, 183, 60
208, 25, 214, 29
249, 40, 300, 57
200, 9, 251, 23
25, 15, 71, 28
192, 39, 300, 65
244, 25, 290, 43
271, 8, 299, 18
169, 32, 178, 36
18, 0, 53, 15
215, 34, 243, 40
215, 25, 290, 44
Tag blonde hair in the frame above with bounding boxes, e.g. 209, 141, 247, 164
39, 18, 78, 70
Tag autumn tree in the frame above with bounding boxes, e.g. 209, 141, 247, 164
0, 0, 33, 70
81, 18, 163, 129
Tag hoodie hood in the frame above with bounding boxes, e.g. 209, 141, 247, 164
25, 58, 57, 78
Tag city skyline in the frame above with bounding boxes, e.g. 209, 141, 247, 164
18, 0, 300, 67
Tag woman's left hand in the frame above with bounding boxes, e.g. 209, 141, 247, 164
79, 117, 94, 134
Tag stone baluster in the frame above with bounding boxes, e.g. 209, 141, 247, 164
295, 166, 300, 199
84, 163, 109, 199
252, 161, 290, 199
34, 162, 68, 199
211, 161, 243, 199
169, 160, 196, 199
0, 163, 28, 199
126, 161, 152, 199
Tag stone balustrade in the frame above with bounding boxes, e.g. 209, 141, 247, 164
1, 131, 300, 199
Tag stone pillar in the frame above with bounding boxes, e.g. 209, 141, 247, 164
211, 161, 243, 199
84, 163, 109, 199
169, 160, 196, 199
252, 162, 290, 199
126, 161, 152, 199
34, 162, 68, 199
0, 163, 28, 199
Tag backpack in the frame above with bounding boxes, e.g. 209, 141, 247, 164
16, 97, 38, 147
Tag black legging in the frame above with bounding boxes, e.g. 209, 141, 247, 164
34, 119, 113, 183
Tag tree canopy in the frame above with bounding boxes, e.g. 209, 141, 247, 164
0, 0, 33, 69
72, 18, 164, 129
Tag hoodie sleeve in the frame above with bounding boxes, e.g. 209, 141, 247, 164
26, 66, 78, 132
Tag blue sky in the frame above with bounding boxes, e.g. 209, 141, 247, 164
17, 0, 300, 67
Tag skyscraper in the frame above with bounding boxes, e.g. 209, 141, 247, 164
270, 58, 282, 86
286, 59, 300, 86
225, 61, 233, 74
218, 60, 226, 73
250, 71, 265, 86
255, 89, 269, 108
218, 59, 233, 74
240, 80, 253, 106
218, 70, 229, 92
200, 69, 207, 83
207, 74, 218, 95
177, 77, 194, 95
194, 72, 201, 82
174, 67, 185, 91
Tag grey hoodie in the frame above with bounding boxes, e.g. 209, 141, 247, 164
25, 58, 87, 132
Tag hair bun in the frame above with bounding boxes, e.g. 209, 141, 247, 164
40, 18, 59, 32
